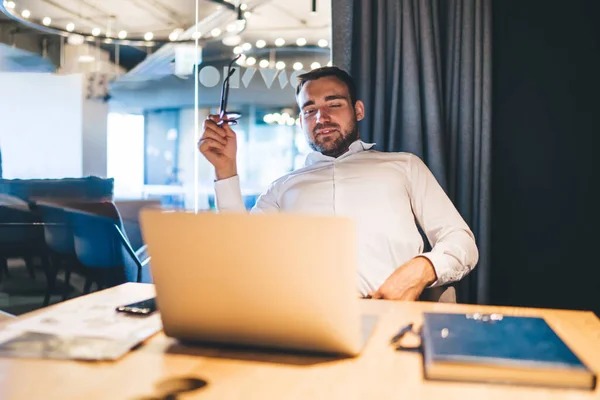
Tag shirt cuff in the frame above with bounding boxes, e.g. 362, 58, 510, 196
214, 175, 246, 212
417, 251, 451, 288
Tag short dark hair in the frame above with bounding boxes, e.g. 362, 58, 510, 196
296, 66, 358, 106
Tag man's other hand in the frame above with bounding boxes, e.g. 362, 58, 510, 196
369, 257, 437, 301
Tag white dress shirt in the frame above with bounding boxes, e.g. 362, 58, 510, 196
215, 140, 479, 296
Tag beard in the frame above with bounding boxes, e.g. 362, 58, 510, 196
308, 119, 359, 158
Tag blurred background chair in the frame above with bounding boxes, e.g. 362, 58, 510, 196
33, 202, 79, 305
62, 201, 151, 293
0, 195, 47, 282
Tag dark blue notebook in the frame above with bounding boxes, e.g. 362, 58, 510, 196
421, 313, 596, 389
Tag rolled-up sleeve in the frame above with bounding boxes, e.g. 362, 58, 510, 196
408, 155, 479, 287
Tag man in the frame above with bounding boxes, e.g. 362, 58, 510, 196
199, 66, 478, 301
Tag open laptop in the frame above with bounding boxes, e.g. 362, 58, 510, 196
139, 210, 376, 356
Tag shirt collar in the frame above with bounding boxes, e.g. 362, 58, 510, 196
304, 140, 376, 167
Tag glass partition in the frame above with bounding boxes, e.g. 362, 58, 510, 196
0, 0, 331, 311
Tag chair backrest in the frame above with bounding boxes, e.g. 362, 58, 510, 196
34, 202, 75, 255
63, 202, 138, 284
0, 196, 44, 246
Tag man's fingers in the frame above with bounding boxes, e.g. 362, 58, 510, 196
203, 118, 227, 138
200, 129, 227, 146
370, 291, 384, 299
198, 138, 225, 152
205, 115, 237, 139
221, 122, 237, 138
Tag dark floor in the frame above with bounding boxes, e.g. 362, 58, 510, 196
0, 258, 88, 316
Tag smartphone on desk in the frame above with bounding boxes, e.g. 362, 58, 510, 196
116, 297, 157, 316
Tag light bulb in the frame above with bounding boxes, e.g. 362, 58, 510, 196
118, 30, 127, 39
42, 17, 51, 26
66, 23, 75, 32
293, 62, 303, 71
275, 38, 285, 47
246, 57, 256, 66
311, 62, 321, 70
318, 39, 329, 48
275, 61, 286, 70
259, 59, 269, 68
256, 40, 266, 48
21, 9, 30, 18
296, 38, 307, 46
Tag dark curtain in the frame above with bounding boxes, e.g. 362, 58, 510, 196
332, 0, 492, 304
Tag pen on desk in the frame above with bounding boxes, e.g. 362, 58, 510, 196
390, 323, 414, 344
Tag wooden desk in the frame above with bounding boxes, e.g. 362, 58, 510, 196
1, 283, 599, 400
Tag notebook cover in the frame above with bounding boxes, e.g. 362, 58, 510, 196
421, 313, 596, 386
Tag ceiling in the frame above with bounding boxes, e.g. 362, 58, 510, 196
3, 0, 331, 47
1, 0, 332, 110
9, 0, 209, 39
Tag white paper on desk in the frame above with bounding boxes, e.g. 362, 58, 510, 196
5, 292, 162, 341
0, 288, 162, 360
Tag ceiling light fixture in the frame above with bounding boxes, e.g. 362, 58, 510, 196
169, 28, 183, 41
311, 62, 321, 69
296, 38, 307, 46
242, 42, 252, 51
256, 39, 266, 48
144, 32, 154, 41
21, 9, 30, 18
275, 38, 285, 47
246, 57, 256, 66
91, 28, 101, 36
78, 54, 95, 63
42, 17, 51, 26
66, 23, 75, 32
233, 46, 243, 54
240, 3, 248, 11
259, 59, 269, 68
318, 39, 328, 48
192, 31, 202, 40
118, 30, 127, 39
222, 35, 241, 46
276, 61, 285, 70
211, 28, 221, 37
5, 1, 15, 9
293, 62, 303, 71
244, 11, 251, 18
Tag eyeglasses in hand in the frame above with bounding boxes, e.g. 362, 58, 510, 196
218, 55, 242, 126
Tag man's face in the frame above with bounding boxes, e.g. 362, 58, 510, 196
297, 76, 364, 158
